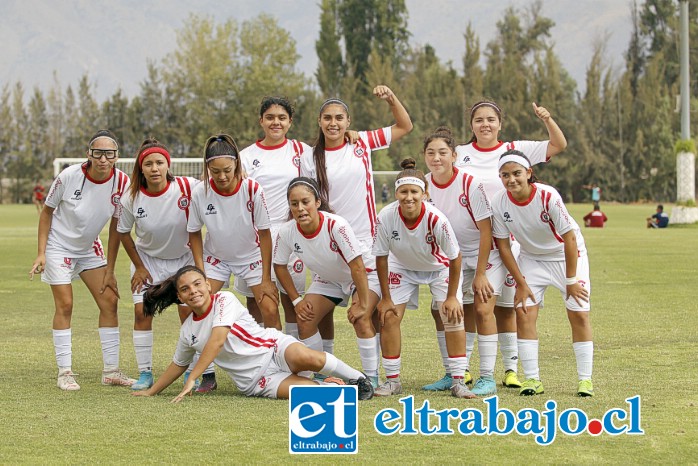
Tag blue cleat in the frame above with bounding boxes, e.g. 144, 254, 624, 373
471, 376, 497, 396
131, 370, 154, 391
422, 374, 453, 391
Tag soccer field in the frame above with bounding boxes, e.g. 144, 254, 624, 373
1, 203, 696, 464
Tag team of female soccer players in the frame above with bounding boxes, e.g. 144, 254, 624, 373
31, 87, 594, 401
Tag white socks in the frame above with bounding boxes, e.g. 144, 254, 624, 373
285, 322, 299, 340
98, 327, 120, 371
436, 331, 449, 374
447, 354, 467, 379
499, 332, 519, 372
133, 330, 153, 372
356, 336, 379, 377
320, 352, 363, 381
518, 339, 540, 380
573, 341, 594, 380
465, 331, 477, 370
382, 355, 401, 379
301, 331, 323, 352
478, 334, 498, 378
53, 328, 72, 370
322, 338, 335, 355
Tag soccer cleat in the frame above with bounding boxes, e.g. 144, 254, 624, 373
102, 369, 136, 387
451, 380, 477, 399
57, 370, 80, 391
464, 369, 473, 385
502, 370, 522, 388
373, 379, 402, 397
314, 373, 328, 382
196, 373, 218, 393
519, 378, 545, 396
422, 374, 453, 391
131, 370, 154, 391
183, 370, 201, 390
471, 376, 497, 396
577, 379, 594, 397
348, 374, 375, 400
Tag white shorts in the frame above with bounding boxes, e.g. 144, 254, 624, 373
306, 270, 382, 307
130, 250, 194, 304
388, 267, 463, 310
517, 253, 591, 312
203, 253, 263, 298
461, 248, 517, 306
246, 333, 300, 398
41, 242, 107, 285
237, 224, 307, 297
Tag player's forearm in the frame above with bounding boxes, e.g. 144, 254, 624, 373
258, 229, 273, 282
447, 254, 462, 299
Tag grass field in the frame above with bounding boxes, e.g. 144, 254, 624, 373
1, 203, 697, 464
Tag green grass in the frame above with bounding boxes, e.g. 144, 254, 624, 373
1, 203, 697, 464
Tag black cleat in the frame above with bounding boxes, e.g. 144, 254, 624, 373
349, 374, 374, 400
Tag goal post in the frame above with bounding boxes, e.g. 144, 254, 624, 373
53, 158, 204, 179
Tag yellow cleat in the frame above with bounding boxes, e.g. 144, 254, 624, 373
503, 369, 522, 388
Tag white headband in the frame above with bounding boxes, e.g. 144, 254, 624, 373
207, 154, 238, 162
395, 176, 425, 191
498, 154, 531, 171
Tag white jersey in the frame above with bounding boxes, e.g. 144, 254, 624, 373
373, 201, 460, 272
491, 183, 586, 262
455, 140, 549, 198
45, 163, 129, 254
301, 127, 392, 243
274, 212, 368, 284
240, 139, 309, 225
172, 291, 283, 394
426, 167, 493, 256
118, 177, 200, 259
188, 178, 271, 266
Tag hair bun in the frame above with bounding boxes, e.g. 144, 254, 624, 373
400, 157, 417, 170
433, 126, 452, 137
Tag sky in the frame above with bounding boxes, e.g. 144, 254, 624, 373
0, 0, 635, 101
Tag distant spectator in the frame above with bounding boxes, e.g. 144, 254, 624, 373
582, 183, 601, 209
381, 183, 389, 203
32, 179, 45, 214
583, 206, 608, 228
647, 205, 669, 228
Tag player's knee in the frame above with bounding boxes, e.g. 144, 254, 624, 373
443, 319, 465, 332
352, 315, 373, 334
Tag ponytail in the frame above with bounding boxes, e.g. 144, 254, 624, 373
143, 265, 206, 317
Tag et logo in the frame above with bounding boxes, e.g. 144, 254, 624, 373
289, 385, 358, 454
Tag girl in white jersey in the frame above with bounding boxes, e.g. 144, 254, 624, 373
240, 97, 310, 341
132, 266, 374, 401
29, 129, 134, 391
301, 85, 413, 358
188, 134, 281, 392
492, 150, 594, 397
117, 138, 201, 391
372, 159, 475, 399
423, 127, 503, 397
274, 177, 381, 387
451, 99, 568, 390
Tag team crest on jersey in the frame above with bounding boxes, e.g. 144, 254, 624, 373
330, 240, 339, 252
540, 211, 551, 223
425, 233, 435, 244
206, 204, 217, 215
292, 260, 304, 274
293, 155, 301, 168
353, 146, 366, 158
178, 195, 190, 210
258, 376, 267, 389
136, 207, 147, 219
247, 201, 254, 212
505, 274, 515, 287
459, 193, 469, 207
389, 271, 402, 285
63, 257, 72, 266
111, 193, 121, 206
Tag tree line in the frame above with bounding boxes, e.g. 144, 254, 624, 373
1, 0, 696, 204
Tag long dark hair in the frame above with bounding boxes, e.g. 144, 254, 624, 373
142, 265, 206, 317
202, 134, 242, 191
286, 177, 333, 220
467, 100, 502, 144
313, 98, 350, 201
129, 137, 175, 201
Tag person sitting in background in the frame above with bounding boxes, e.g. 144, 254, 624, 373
647, 205, 669, 228
583, 206, 607, 228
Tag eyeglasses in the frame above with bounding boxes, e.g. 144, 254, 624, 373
89, 149, 118, 160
